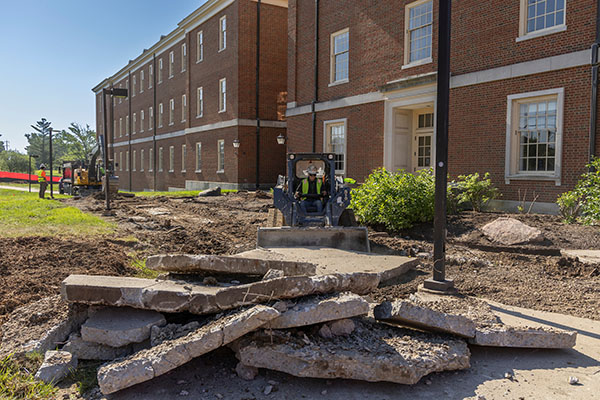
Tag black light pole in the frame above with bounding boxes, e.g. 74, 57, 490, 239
423, 0, 455, 293
255, 0, 261, 190
28, 154, 39, 192
102, 87, 128, 211
49, 128, 58, 199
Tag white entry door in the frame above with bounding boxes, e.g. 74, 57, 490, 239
393, 109, 412, 172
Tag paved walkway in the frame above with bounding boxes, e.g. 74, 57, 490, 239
0, 185, 60, 194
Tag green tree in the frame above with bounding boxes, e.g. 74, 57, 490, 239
57, 123, 97, 161
25, 118, 52, 166
0, 133, 5, 152
0, 150, 29, 173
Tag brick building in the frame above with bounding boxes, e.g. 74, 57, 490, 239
93, 0, 288, 191
286, 0, 600, 211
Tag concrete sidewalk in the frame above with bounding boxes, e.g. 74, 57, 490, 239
0, 185, 60, 194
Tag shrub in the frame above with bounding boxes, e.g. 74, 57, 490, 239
455, 172, 500, 212
557, 190, 582, 224
558, 158, 600, 225
350, 168, 435, 231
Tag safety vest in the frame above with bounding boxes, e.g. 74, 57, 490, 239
37, 170, 47, 183
302, 178, 322, 195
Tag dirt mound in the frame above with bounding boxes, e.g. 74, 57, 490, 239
545, 256, 600, 278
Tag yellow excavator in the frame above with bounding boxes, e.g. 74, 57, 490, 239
59, 146, 119, 196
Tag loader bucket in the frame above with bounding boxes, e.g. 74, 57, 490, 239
257, 227, 370, 253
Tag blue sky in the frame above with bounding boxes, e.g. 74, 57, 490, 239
0, 0, 204, 151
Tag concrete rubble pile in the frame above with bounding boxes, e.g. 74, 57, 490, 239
33, 252, 576, 395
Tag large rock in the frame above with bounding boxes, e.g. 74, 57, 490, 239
63, 333, 133, 360
81, 307, 166, 348
481, 217, 544, 245
34, 350, 77, 384
266, 292, 369, 329
198, 187, 221, 197
470, 324, 577, 348
145, 254, 316, 276
97, 305, 279, 395
237, 319, 470, 385
61, 273, 379, 315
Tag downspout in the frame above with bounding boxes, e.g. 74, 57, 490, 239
109, 82, 114, 170
153, 54, 157, 191
256, 0, 261, 189
311, 0, 319, 152
128, 70, 132, 191
589, 0, 600, 163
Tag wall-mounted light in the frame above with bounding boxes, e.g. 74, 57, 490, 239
232, 139, 240, 148
276, 134, 286, 145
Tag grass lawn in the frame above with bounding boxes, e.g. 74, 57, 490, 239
0, 189, 114, 237
121, 189, 238, 197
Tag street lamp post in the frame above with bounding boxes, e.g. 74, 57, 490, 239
102, 87, 128, 211
28, 154, 39, 192
49, 128, 59, 199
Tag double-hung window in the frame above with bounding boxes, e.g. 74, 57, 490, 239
132, 150, 136, 171
149, 148, 154, 172
140, 149, 145, 172
181, 43, 187, 72
181, 144, 187, 172
132, 75, 136, 97
169, 51, 174, 78
158, 103, 163, 127
169, 99, 175, 125
149, 107, 154, 130
197, 31, 204, 62
519, 0, 566, 40
169, 146, 174, 172
149, 65, 153, 88
140, 70, 144, 93
330, 29, 349, 84
217, 140, 225, 172
158, 59, 163, 84
219, 78, 226, 112
158, 147, 163, 172
182, 94, 187, 122
324, 119, 347, 174
195, 142, 202, 172
132, 113, 137, 134
219, 16, 227, 51
119, 118, 123, 137
404, 0, 433, 67
126, 115, 129, 135
197, 87, 204, 117
140, 110, 145, 132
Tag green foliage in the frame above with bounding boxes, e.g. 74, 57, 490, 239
67, 361, 103, 395
56, 123, 97, 162
0, 151, 30, 173
558, 158, 600, 225
350, 168, 435, 231
343, 177, 356, 185
455, 172, 500, 212
130, 255, 160, 279
0, 355, 57, 399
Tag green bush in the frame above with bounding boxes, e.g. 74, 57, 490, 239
350, 168, 435, 231
557, 158, 600, 225
455, 172, 500, 212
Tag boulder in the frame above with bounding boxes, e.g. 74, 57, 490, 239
81, 307, 166, 348
63, 333, 132, 360
481, 217, 544, 245
34, 350, 77, 384
470, 324, 577, 348
198, 187, 221, 197
97, 305, 280, 395
238, 319, 470, 385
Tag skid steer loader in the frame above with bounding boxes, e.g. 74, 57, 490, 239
257, 153, 370, 252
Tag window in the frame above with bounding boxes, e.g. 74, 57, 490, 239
133, 113, 137, 134
169, 99, 175, 125
149, 65, 153, 88
126, 115, 130, 135
113, 152, 117, 169
219, 16, 227, 51
119, 152, 123, 172
119, 118, 123, 137
169, 51, 174, 78
133, 150, 136, 171
119, 83, 123, 104
195, 142, 202, 172
404, 0, 433, 66
181, 43, 187, 72
324, 119, 347, 174
181, 144, 187, 172
197, 31, 204, 62
158, 58, 163, 83
158, 147, 163, 172
126, 151, 129, 171
217, 139, 225, 172
140, 110, 145, 132
140, 70, 144, 93
197, 87, 204, 117
140, 149, 145, 172
506, 88, 564, 183
158, 103, 163, 127
219, 78, 226, 112
149, 148, 154, 172
416, 113, 434, 169
330, 29, 349, 84
418, 113, 434, 128
169, 146, 174, 172
182, 94, 187, 122
518, 0, 566, 40
149, 106, 154, 130
113, 120, 116, 139
132, 75, 136, 97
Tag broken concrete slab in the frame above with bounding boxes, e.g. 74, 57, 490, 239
481, 217, 544, 245
561, 249, 600, 264
151, 321, 201, 347
237, 247, 419, 284
63, 333, 133, 360
81, 307, 166, 348
97, 305, 279, 395
257, 227, 371, 252
238, 319, 470, 385
145, 254, 316, 276
266, 292, 369, 330
34, 350, 77, 384
470, 324, 577, 348
61, 273, 379, 315
263, 269, 284, 280
198, 187, 221, 197
236, 362, 258, 381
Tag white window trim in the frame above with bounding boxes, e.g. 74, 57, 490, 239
217, 139, 225, 173
197, 87, 204, 118
505, 87, 564, 186
197, 31, 204, 63
195, 142, 202, 173
140, 149, 145, 172
140, 71, 144, 93
149, 148, 154, 172
182, 94, 187, 122
140, 110, 145, 133
132, 75, 136, 97
158, 103, 163, 127
158, 147, 164, 172
168, 146, 175, 173
169, 98, 175, 126
132, 113, 137, 134
158, 58, 163, 84
330, 28, 349, 85
149, 65, 153, 88
181, 144, 187, 172
219, 78, 227, 113
323, 118, 348, 175
169, 51, 174, 78
517, 0, 567, 42
219, 16, 227, 52
403, 0, 433, 68
181, 43, 187, 72
132, 150, 137, 172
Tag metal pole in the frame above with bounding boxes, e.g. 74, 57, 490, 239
49, 129, 54, 199
102, 88, 111, 210
311, 0, 319, 153
423, 0, 454, 293
255, 0, 261, 189
28, 155, 31, 193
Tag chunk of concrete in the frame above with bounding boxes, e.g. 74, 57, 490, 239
470, 324, 577, 348
34, 350, 77, 384
374, 299, 477, 338
81, 307, 166, 347
236, 362, 258, 381
263, 269, 285, 280
561, 249, 600, 264
63, 333, 132, 360
237, 247, 419, 284
481, 217, 544, 245
266, 292, 369, 329
97, 305, 279, 395
257, 227, 370, 253
61, 273, 379, 315
198, 187, 221, 197
327, 319, 356, 336
145, 254, 316, 276
238, 319, 470, 385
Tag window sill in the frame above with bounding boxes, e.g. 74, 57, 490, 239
168, 75, 174, 79
196, 114, 203, 119
328, 79, 349, 87
505, 174, 561, 186
181, 119, 186, 123
195, 170, 202, 173
168, 170, 174, 173
181, 69, 186, 73
218, 109, 226, 114
181, 170, 186, 173
516, 25, 567, 42
196, 59, 203, 64
218, 48, 226, 53
158, 170, 163, 173
216, 170, 225, 174
169, 123, 174, 126
401, 58, 433, 70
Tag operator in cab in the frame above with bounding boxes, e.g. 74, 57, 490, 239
295, 165, 327, 213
